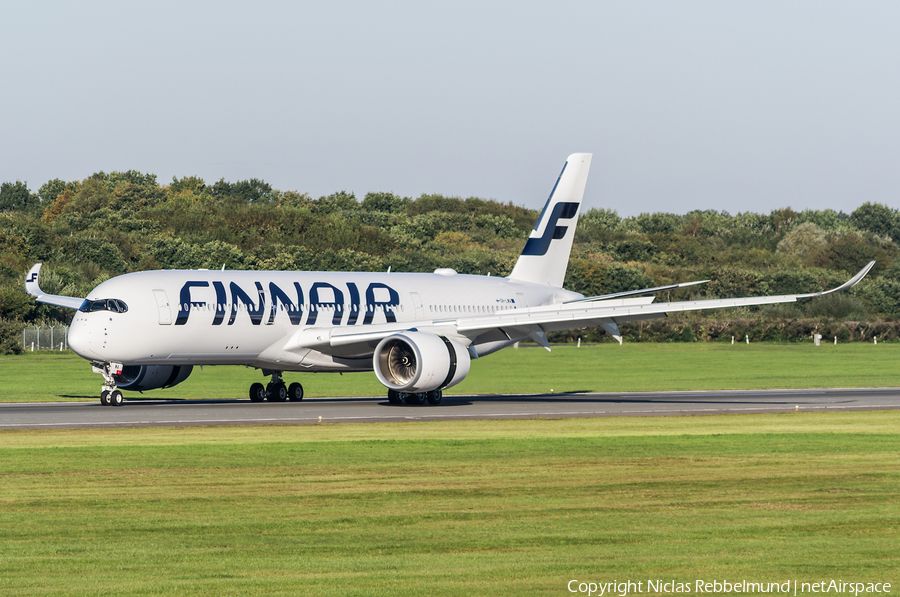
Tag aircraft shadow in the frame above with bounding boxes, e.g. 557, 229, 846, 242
404, 391, 855, 408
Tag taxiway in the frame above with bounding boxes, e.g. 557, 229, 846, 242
1, 387, 899, 430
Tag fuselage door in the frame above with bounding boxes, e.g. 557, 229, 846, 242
515, 292, 528, 310
153, 289, 172, 325
409, 292, 424, 320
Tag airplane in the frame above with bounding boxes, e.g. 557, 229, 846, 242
25, 153, 876, 407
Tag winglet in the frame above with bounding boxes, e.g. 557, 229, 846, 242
25, 263, 43, 297
25, 263, 86, 310
796, 260, 876, 299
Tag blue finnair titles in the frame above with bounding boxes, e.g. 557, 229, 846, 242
173, 279, 401, 326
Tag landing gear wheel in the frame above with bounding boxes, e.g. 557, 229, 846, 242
288, 383, 304, 402
387, 389, 402, 404
110, 390, 124, 407
100, 390, 110, 406
267, 382, 287, 402
249, 382, 266, 403
404, 392, 425, 405
425, 390, 443, 405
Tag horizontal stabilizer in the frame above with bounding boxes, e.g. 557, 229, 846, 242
565, 279, 709, 304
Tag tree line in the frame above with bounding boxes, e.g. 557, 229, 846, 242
1, 171, 898, 353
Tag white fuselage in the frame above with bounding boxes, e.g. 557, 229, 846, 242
67, 269, 582, 371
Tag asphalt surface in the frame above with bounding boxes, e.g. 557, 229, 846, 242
2, 387, 899, 430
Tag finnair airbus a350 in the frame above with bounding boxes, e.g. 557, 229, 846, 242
26, 154, 875, 406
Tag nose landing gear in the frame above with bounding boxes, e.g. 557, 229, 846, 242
93, 362, 125, 407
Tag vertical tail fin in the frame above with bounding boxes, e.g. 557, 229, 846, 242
508, 153, 592, 287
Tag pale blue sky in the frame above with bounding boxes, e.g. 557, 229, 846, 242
2, 1, 898, 216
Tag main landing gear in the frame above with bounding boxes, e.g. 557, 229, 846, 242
387, 389, 443, 406
93, 362, 124, 407
251, 371, 304, 403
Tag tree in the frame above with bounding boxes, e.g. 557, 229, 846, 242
280, 191, 312, 208
0, 318, 25, 355
635, 212, 683, 235
769, 207, 798, 232
797, 208, 847, 231
859, 278, 900, 317
776, 222, 827, 259
580, 208, 622, 230
407, 194, 467, 216
148, 237, 201, 269
68, 178, 115, 213
37, 179, 71, 207
71, 238, 127, 273
314, 191, 358, 214
361, 191, 408, 214
606, 239, 656, 262
707, 268, 761, 298
0, 181, 32, 212
91, 170, 158, 190
851, 202, 897, 239
762, 270, 822, 295
168, 176, 205, 195
42, 189, 75, 223
813, 233, 884, 273
602, 264, 654, 294
474, 215, 519, 239
210, 178, 274, 203
0, 284, 34, 320
681, 210, 730, 237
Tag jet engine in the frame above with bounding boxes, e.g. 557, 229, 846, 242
373, 332, 470, 393
114, 365, 193, 392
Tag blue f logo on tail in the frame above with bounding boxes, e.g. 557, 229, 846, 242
520, 201, 579, 256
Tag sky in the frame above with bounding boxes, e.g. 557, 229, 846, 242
2, 1, 899, 217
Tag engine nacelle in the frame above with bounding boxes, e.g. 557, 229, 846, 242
373, 332, 471, 393
113, 365, 193, 392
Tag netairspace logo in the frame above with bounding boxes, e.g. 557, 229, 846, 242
567, 580, 892, 597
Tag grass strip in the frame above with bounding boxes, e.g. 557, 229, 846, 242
2, 343, 898, 402
0, 412, 897, 595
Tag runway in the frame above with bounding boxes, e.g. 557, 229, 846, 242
2, 387, 899, 430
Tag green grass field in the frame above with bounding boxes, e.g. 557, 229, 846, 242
1, 342, 898, 402
1, 413, 898, 596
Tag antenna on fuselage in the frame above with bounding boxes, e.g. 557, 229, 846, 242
221, 264, 225, 271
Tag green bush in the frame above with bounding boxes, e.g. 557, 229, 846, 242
0, 318, 25, 354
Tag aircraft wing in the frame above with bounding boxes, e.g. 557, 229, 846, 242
292, 260, 876, 354
463, 260, 875, 328
25, 263, 86, 310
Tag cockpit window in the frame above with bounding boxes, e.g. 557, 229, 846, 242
79, 299, 129, 313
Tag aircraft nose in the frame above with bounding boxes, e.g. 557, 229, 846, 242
67, 320, 98, 360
